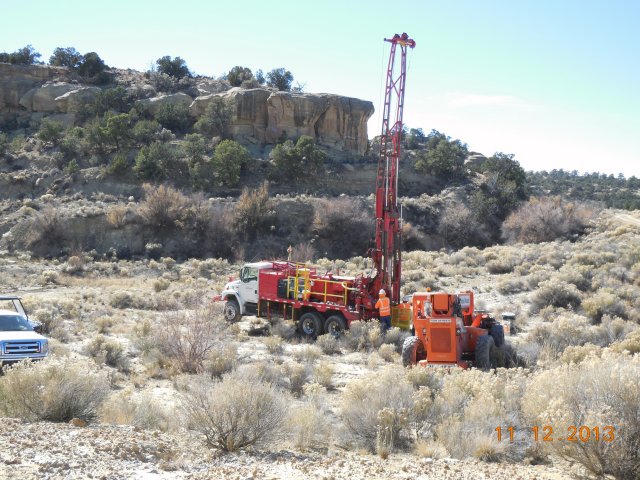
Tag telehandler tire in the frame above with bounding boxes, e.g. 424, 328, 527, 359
475, 334, 496, 371
223, 299, 241, 322
402, 336, 426, 367
489, 324, 505, 347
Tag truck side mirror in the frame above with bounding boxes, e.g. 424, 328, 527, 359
30, 321, 44, 334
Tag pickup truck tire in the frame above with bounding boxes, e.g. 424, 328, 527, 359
324, 314, 346, 336
224, 299, 241, 322
299, 312, 322, 339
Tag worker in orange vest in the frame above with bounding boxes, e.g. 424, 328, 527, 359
375, 289, 391, 332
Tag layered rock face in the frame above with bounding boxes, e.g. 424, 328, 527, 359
0, 64, 374, 156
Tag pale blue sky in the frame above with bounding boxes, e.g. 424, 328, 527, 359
2, 0, 638, 176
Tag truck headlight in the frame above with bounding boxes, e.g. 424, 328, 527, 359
41, 341, 49, 354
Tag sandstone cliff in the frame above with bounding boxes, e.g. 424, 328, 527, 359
0, 64, 374, 156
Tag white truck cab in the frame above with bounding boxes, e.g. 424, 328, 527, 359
0, 295, 49, 367
221, 262, 272, 322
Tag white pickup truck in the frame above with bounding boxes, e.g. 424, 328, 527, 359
0, 295, 49, 367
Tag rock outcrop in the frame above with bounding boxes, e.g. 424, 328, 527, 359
190, 88, 374, 155
1, 63, 374, 156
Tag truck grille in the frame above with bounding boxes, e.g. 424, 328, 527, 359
4, 341, 40, 355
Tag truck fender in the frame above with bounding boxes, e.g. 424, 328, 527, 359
223, 292, 245, 315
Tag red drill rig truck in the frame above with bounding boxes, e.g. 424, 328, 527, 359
217, 33, 416, 338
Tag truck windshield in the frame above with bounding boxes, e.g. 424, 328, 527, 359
0, 314, 34, 332
241, 267, 258, 282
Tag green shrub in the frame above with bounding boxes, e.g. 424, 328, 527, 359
211, 139, 250, 187
132, 119, 162, 146
155, 56, 190, 78
0, 357, 110, 422
93, 86, 133, 116
49, 47, 83, 68
0, 45, 41, 65
183, 372, 287, 452
155, 102, 191, 133
85, 335, 130, 372
227, 66, 253, 87
133, 141, 181, 181
38, 119, 65, 146
529, 279, 582, 313
65, 159, 79, 174
193, 97, 232, 137
107, 152, 130, 175
414, 130, 468, 179
266, 68, 293, 91
270, 136, 325, 181
77, 52, 108, 84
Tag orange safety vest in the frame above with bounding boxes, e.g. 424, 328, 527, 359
375, 296, 391, 317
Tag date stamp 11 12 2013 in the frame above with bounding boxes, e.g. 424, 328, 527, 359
495, 426, 616, 443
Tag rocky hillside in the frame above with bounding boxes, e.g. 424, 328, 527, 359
0, 63, 373, 156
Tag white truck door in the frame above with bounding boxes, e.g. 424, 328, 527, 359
239, 266, 259, 304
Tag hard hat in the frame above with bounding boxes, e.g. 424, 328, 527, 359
379, 289, 386, 296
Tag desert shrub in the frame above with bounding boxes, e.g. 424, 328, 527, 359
133, 141, 182, 181
611, 329, 640, 354
497, 277, 527, 294
155, 56, 190, 78
414, 130, 468, 179
226, 66, 253, 87
340, 366, 414, 452
25, 207, 66, 252
281, 360, 313, 396
311, 361, 334, 390
313, 197, 373, 258
271, 319, 297, 340
378, 343, 397, 362
502, 196, 595, 244
0, 131, 7, 156
0, 45, 41, 65
32, 307, 69, 342
293, 344, 322, 363
437, 204, 491, 249
316, 333, 341, 355
0, 357, 109, 422
84, 335, 130, 372
529, 279, 582, 313
204, 343, 238, 379
382, 327, 409, 353
582, 288, 628, 322
523, 352, 640, 479
183, 372, 287, 452
155, 102, 191, 133
289, 242, 315, 263
263, 335, 284, 355
100, 388, 175, 432
270, 136, 325, 181
38, 119, 64, 146
342, 320, 385, 352
266, 68, 293, 91
287, 392, 331, 451
65, 159, 79, 174
432, 368, 529, 461
92, 86, 133, 116
132, 119, 162, 146
77, 52, 108, 83
138, 184, 192, 230
193, 97, 232, 137
211, 139, 251, 187
49, 46, 83, 68
156, 303, 228, 374
232, 181, 274, 241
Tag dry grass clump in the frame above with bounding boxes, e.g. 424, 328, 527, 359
271, 319, 297, 340
263, 335, 284, 355
281, 360, 314, 396
84, 335, 130, 372
523, 352, 640, 479
287, 384, 331, 451
183, 371, 287, 452
155, 304, 229, 374
101, 388, 175, 432
106, 204, 129, 228
153, 278, 171, 292
430, 368, 529, 461
109, 291, 156, 310
342, 320, 385, 352
529, 279, 582, 314
293, 344, 322, 363
378, 343, 398, 362
582, 288, 628, 322
340, 366, 414, 453
0, 357, 110, 422
138, 183, 192, 230
502, 196, 595, 244
415, 439, 448, 459
316, 333, 341, 355
204, 343, 238, 379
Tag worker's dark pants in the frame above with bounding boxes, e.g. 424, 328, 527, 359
380, 315, 391, 332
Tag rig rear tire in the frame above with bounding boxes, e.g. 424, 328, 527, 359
299, 312, 323, 339
324, 314, 346, 336
475, 334, 496, 371
402, 336, 426, 367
